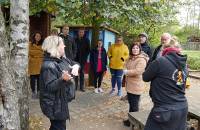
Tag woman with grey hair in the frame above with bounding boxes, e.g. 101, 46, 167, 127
39, 36, 79, 130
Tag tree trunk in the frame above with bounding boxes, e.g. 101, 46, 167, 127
89, 14, 101, 86
10, 0, 29, 130
0, 8, 20, 130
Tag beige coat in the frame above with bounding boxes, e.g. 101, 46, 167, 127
125, 53, 149, 95
28, 42, 43, 75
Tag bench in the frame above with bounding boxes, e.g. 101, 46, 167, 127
188, 106, 200, 130
128, 107, 200, 130
128, 110, 149, 130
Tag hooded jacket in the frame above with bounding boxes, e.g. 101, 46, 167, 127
107, 43, 129, 69
125, 53, 149, 95
143, 52, 188, 110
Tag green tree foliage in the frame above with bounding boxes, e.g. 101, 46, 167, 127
1, 0, 179, 47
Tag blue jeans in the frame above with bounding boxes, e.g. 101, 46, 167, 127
110, 68, 123, 91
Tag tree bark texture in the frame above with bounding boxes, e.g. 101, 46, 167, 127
89, 14, 101, 86
0, 8, 20, 130
10, 0, 29, 130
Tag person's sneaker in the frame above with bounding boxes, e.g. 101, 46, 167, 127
94, 88, 99, 93
123, 119, 130, 127
109, 89, 115, 96
98, 88, 104, 93
117, 90, 122, 97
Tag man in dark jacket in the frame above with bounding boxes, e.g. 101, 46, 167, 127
150, 33, 171, 62
142, 45, 188, 130
59, 25, 77, 60
75, 28, 90, 92
138, 32, 152, 57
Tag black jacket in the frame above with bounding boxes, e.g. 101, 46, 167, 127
59, 34, 77, 60
75, 37, 90, 65
90, 47, 107, 73
143, 52, 188, 110
149, 44, 162, 63
141, 42, 152, 58
39, 53, 76, 120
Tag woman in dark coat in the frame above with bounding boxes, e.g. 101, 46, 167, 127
143, 38, 188, 130
90, 39, 107, 93
39, 36, 79, 130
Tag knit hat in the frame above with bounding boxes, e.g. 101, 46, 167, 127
138, 32, 148, 39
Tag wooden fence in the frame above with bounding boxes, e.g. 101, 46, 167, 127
182, 42, 200, 50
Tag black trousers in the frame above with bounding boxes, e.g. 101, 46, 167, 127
127, 93, 140, 112
75, 63, 85, 90
93, 71, 104, 88
30, 74, 40, 93
49, 120, 66, 130
144, 107, 188, 130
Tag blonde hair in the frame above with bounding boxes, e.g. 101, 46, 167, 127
163, 36, 181, 49
42, 36, 64, 58
161, 33, 171, 40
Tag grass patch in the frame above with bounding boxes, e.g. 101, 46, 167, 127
182, 50, 200, 70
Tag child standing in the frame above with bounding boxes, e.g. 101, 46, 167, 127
90, 40, 107, 93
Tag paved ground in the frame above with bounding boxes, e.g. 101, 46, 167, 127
29, 77, 200, 130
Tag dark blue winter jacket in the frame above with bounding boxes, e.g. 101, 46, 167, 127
90, 47, 107, 73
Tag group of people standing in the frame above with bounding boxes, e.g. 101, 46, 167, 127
28, 25, 189, 130
28, 25, 91, 99
122, 32, 189, 130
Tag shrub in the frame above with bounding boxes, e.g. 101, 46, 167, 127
187, 57, 200, 70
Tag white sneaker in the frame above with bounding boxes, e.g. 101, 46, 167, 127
94, 88, 99, 93
98, 88, 104, 93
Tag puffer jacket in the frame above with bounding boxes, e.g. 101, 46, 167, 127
28, 42, 43, 75
107, 43, 129, 69
125, 53, 149, 95
39, 53, 76, 120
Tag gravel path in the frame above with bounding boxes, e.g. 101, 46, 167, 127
29, 77, 200, 130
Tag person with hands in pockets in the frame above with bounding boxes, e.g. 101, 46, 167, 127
107, 36, 129, 97
39, 36, 79, 130
123, 40, 149, 127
